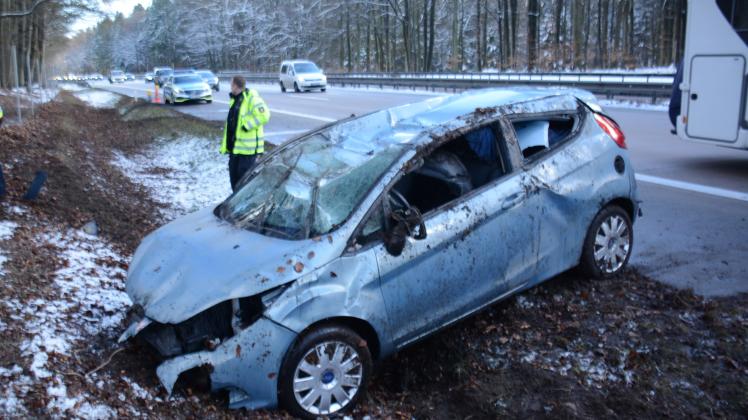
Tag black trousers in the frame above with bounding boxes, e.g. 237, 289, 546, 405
228, 154, 258, 191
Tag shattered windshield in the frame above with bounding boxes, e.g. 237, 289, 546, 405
218, 133, 404, 240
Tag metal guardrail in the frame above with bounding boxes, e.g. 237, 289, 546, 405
217, 71, 675, 101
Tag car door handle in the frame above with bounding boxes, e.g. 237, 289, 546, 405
690, 93, 698, 100
501, 192, 525, 210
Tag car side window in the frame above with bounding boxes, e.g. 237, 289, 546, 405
391, 123, 511, 216
280, 64, 287, 74
353, 200, 386, 247
511, 113, 579, 161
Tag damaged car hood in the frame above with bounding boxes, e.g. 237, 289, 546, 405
126, 207, 339, 324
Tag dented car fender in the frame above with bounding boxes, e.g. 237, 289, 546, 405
263, 251, 394, 357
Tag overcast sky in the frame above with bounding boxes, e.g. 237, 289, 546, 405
69, 0, 152, 35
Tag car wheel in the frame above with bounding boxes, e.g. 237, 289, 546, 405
278, 325, 372, 419
580, 205, 633, 278
206, 99, 212, 104
280, 82, 286, 93
294, 82, 301, 93
321, 88, 326, 92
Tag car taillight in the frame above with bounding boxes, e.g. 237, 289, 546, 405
594, 113, 627, 149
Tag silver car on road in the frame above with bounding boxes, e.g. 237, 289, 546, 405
163, 74, 213, 105
119, 87, 640, 418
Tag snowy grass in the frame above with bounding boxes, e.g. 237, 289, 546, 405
58, 83, 88, 92
113, 136, 231, 217
0, 220, 18, 277
72, 90, 121, 109
5, 86, 59, 104
0, 228, 131, 418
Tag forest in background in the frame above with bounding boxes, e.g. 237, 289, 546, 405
58, 0, 686, 75
2, 0, 687, 89
0, 0, 98, 89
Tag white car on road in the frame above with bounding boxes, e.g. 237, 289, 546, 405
279, 60, 327, 93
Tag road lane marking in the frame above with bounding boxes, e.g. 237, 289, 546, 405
270, 109, 336, 122
290, 95, 329, 102
211, 98, 336, 122
636, 174, 748, 202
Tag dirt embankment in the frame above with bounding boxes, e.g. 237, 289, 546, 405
0, 92, 746, 419
0, 91, 219, 252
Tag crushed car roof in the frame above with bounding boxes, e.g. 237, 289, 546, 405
321, 87, 599, 153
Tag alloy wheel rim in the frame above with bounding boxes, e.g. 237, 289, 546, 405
593, 214, 631, 274
293, 340, 363, 415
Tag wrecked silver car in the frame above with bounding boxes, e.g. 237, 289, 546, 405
119, 87, 639, 417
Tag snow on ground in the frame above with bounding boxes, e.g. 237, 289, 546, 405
600, 99, 668, 111
58, 83, 88, 92
514, 344, 640, 388
0, 220, 19, 278
113, 136, 230, 217
6, 86, 59, 104
72, 90, 121, 109
0, 228, 131, 418
480, 65, 676, 75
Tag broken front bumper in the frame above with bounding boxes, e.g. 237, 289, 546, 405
145, 316, 296, 409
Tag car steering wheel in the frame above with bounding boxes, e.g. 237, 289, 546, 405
388, 189, 410, 210
388, 190, 427, 240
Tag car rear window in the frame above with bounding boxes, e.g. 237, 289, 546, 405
512, 114, 579, 160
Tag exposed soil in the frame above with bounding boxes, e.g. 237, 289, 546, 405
0, 93, 746, 419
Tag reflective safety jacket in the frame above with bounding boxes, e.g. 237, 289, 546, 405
221, 89, 270, 155
0, 105, 3, 119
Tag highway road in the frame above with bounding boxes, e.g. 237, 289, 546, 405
94, 80, 748, 297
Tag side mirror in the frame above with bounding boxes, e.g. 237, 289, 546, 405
384, 207, 427, 256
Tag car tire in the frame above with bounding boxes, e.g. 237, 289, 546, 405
206, 99, 212, 104
321, 88, 326, 92
294, 82, 301, 93
280, 82, 286, 93
278, 325, 372, 419
579, 205, 633, 279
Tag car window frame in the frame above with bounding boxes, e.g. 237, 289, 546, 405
504, 104, 587, 170
346, 117, 521, 253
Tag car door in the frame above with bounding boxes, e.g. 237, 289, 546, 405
369, 127, 540, 348
506, 101, 599, 284
284, 66, 293, 88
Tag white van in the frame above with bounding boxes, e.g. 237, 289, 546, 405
279, 60, 327, 93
